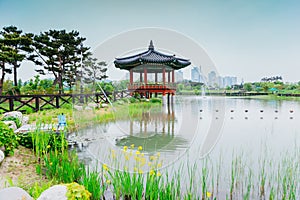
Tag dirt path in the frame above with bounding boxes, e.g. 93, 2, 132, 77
0, 146, 46, 190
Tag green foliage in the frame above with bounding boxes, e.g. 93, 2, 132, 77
31, 29, 90, 93
28, 181, 53, 199
243, 83, 253, 92
2, 116, 21, 128
43, 150, 85, 183
65, 182, 91, 200
0, 121, 18, 155
149, 98, 162, 104
80, 169, 105, 200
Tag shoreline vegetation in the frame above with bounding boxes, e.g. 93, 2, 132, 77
0, 97, 299, 199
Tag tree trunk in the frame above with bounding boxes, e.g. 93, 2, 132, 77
0, 63, 6, 95
13, 63, 18, 87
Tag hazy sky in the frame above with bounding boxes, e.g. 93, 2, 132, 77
1, 0, 300, 82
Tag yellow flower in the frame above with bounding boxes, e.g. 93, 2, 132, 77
141, 153, 144, 157
150, 156, 156, 161
50, 162, 53, 166
103, 164, 109, 171
47, 145, 51, 149
111, 153, 116, 159
130, 144, 135, 149
149, 169, 155, 176
138, 169, 143, 174
134, 156, 140, 162
206, 192, 212, 198
125, 155, 130, 161
123, 146, 128, 151
156, 171, 161, 177
148, 162, 152, 167
136, 151, 141, 155
156, 152, 160, 157
134, 167, 138, 172
157, 163, 162, 168
138, 146, 143, 151
106, 180, 111, 184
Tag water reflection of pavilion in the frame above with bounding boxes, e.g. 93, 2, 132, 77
129, 107, 175, 136
116, 106, 188, 152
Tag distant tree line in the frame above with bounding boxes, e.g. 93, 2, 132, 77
0, 25, 107, 95
261, 76, 282, 82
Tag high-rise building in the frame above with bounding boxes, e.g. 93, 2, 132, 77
176, 70, 184, 82
191, 66, 203, 83
223, 76, 237, 88
208, 71, 217, 87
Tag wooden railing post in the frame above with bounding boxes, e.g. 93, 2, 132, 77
56, 96, 60, 108
9, 97, 14, 111
35, 96, 40, 111
96, 94, 99, 103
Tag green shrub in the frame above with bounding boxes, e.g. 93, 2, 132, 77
65, 182, 91, 200
2, 116, 22, 128
0, 121, 19, 156
150, 98, 162, 104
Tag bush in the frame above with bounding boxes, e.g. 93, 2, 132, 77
65, 182, 91, 200
0, 121, 19, 156
150, 98, 162, 104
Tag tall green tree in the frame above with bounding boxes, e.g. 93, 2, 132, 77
82, 56, 108, 88
31, 29, 90, 93
0, 42, 14, 94
0, 26, 33, 87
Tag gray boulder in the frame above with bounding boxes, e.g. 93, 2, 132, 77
0, 187, 33, 200
37, 185, 67, 200
73, 105, 83, 111
88, 102, 98, 108
0, 149, 4, 164
3, 121, 17, 131
3, 111, 23, 121
84, 106, 92, 110
22, 116, 29, 125
101, 103, 109, 108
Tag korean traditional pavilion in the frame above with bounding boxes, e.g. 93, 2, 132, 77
114, 41, 191, 103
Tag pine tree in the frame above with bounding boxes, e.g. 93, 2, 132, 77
30, 29, 90, 93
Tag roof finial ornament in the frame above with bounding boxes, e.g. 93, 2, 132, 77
149, 40, 154, 50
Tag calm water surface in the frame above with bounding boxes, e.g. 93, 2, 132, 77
74, 96, 299, 163
73, 96, 300, 197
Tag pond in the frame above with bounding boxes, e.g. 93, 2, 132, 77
72, 96, 300, 198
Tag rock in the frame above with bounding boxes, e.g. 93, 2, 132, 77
84, 106, 92, 110
73, 105, 83, 111
3, 111, 23, 121
88, 102, 98, 108
101, 103, 109, 108
0, 150, 4, 164
22, 116, 29, 125
0, 187, 33, 200
3, 121, 17, 130
37, 185, 67, 200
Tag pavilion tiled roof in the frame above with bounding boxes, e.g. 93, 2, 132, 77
114, 41, 191, 70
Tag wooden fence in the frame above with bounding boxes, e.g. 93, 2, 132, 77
0, 91, 130, 113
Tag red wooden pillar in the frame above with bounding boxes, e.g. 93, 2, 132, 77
162, 67, 166, 85
130, 69, 133, 84
144, 67, 147, 84
172, 70, 175, 83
